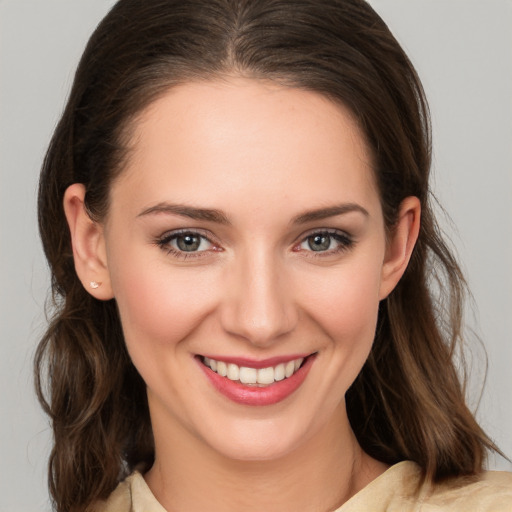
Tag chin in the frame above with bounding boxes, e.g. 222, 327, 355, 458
208, 430, 303, 463
195, 409, 328, 464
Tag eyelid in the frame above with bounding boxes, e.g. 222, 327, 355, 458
294, 227, 352, 243
158, 227, 215, 243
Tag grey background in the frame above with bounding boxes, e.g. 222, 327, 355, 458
1, 0, 510, 510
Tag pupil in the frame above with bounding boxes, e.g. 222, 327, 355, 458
177, 234, 200, 251
308, 234, 330, 251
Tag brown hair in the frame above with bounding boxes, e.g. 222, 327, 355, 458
36, 1, 496, 510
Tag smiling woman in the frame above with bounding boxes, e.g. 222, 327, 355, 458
65, 80, 411, 473
35, 1, 512, 512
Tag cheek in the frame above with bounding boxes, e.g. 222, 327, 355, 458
303, 257, 382, 337
296, 254, 383, 387
109, 248, 219, 353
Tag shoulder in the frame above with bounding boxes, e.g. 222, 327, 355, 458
89, 475, 133, 512
339, 462, 512, 512
91, 464, 512, 512
90, 472, 167, 512
420, 469, 512, 511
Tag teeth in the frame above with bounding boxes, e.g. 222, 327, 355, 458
217, 361, 227, 377
239, 367, 257, 384
274, 363, 285, 381
285, 360, 295, 378
203, 356, 305, 386
257, 367, 274, 385
227, 363, 239, 381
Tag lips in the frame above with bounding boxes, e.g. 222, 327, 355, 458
198, 353, 315, 406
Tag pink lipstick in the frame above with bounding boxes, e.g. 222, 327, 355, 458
197, 354, 315, 406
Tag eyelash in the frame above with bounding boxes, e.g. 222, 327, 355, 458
154, 229, 354, 260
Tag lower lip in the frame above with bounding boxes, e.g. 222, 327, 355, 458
198, 355, 315, 406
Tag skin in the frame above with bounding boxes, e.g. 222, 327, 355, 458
64, 78, 420, 512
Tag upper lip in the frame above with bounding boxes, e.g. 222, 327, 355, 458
198, 353, 313, 369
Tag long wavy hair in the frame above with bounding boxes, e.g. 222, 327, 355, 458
36, 1, 496, 511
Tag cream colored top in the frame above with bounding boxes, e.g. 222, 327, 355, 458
93, 461, 512, 511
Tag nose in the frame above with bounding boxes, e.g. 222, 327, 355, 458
219, 247, 298, 347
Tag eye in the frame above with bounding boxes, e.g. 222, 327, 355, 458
305, 234, 334, 252
156, 230, 216, 257
173, 233, 209, 252
296, 230, 353, 254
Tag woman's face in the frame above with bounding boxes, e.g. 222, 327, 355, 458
102, 78, 399, 461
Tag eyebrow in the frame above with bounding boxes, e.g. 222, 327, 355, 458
291, 204, 369, 225
137, 203, 231, 224
138, 202, 368, 225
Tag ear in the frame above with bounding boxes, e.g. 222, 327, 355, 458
63, 183, 114, 300
379, 196, 421, 300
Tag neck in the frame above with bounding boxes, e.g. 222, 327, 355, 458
145, 404, 387, 512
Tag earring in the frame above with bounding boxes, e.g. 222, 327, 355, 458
90, 281, 101, 289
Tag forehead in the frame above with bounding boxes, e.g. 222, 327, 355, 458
112, 78, 379, 218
